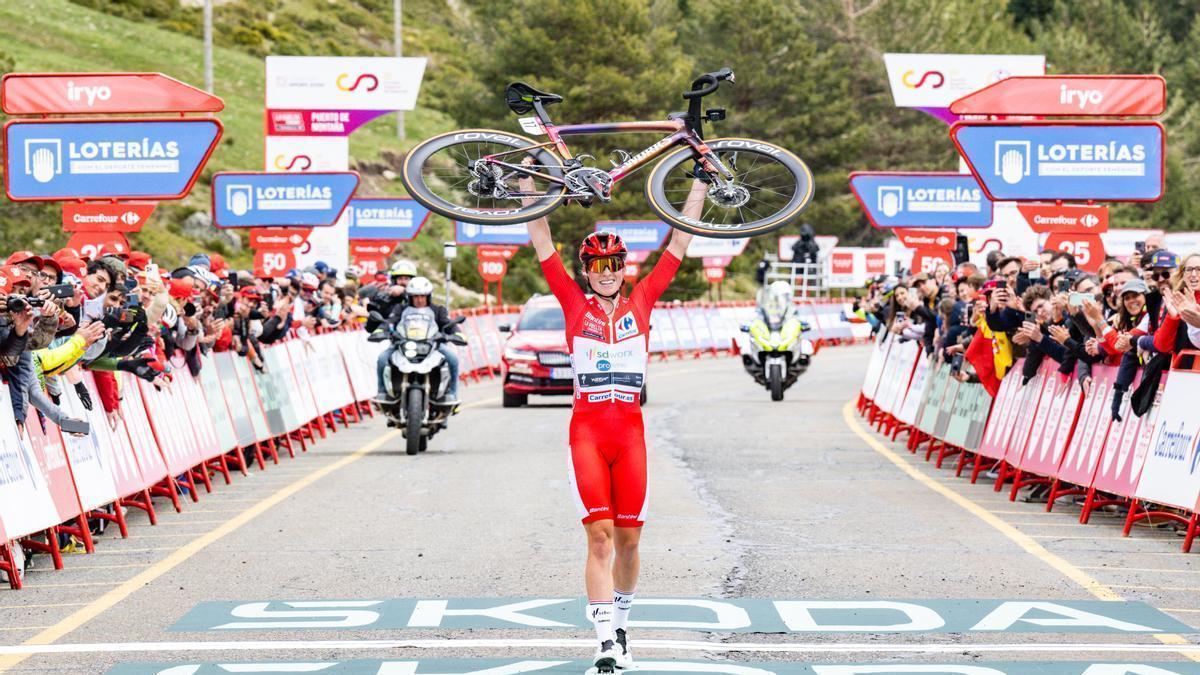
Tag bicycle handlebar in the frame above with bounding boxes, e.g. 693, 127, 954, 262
683, 67, 734, 100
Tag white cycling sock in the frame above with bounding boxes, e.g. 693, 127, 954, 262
588, 601, 615, 644
613, 588, 635, 632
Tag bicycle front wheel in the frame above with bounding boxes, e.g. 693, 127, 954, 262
645, 138, 814, 238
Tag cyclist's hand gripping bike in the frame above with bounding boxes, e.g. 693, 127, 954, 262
400, 68, 814, 239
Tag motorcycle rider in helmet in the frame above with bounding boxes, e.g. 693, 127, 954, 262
377, 276, 461, 406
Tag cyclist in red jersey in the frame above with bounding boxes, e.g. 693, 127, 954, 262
523, 175, 707, 670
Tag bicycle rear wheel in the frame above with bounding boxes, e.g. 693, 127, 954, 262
645, 137, 814, 238
400, 129, 565, 225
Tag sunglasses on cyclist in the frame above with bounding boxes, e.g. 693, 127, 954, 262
585, 257, 625, 274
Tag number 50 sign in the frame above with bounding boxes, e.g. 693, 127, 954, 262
254, 249, 296, 278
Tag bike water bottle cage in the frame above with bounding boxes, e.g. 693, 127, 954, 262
505, 82, 563, 114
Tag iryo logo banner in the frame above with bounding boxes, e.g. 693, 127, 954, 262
4, 118, 222, 201
951, 122, 1165, 202
949, 75, 1167, 117
594, 220, 671, 251
346, 198, 431, 241
212, 172, 359, 228
455, 221, 531, 246
2, 72, 224, 115
849, 172, 993, 229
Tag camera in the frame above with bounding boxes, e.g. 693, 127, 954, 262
950, 352, 965, 373
5, 295, 44, 312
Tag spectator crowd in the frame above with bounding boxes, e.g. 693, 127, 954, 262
854, 235, 1200, 501
0, 245, 438, 460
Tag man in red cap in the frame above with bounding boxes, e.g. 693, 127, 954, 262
208, 253, 228, 277
53, 247, 82, 263
6, 251, 44, 272
0, 265, 39, 428
127, 251, 152, 272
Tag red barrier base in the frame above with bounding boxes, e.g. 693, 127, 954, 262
992, 461, 1017, 492
934, 443, 962, 469
1122, 500, 1199, 552
56, 514, 95, 554
19, 528, 63, 572
121, 488, 158, 526
150, 476, 186, 511
1008, 469, 1052, 502
1045, 478, 1088, 513
1078, 487, 1130, 525
88, 500, 130, 539
968, 455, 1000, 484
0, 542, 20, 590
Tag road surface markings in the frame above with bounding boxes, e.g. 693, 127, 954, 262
2, 638, 1200, 657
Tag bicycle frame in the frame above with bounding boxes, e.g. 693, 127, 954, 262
483, 118, 720, 191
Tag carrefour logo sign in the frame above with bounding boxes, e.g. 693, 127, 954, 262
1150, 420, 1200, 474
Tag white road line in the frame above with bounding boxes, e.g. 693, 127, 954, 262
1, 639, 1199, 656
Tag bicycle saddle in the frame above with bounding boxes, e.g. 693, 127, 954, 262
505, 82, 563, 114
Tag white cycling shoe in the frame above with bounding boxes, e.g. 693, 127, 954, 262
592, 639, 618, 672
614, 628, 633, 669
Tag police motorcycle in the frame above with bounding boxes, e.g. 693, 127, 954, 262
368, 300, 467, 456
740, 281, 815, 401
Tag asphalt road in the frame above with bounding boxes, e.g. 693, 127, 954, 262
1, 345, 1198, 674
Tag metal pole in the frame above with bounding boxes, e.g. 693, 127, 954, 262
203, 0, 214, 93
394, 0, 404, 140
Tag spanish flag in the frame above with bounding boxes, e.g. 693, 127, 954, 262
966, 315, 1012, 397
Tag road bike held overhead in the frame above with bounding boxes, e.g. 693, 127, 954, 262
399, 68, 814, 239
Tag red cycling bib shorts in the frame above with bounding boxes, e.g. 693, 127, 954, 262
540, 251, 681, 528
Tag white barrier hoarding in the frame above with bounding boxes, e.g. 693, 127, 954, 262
266, 56, 427, 111
687, 235, 748, 258
883, 53, 1045, 108
1134, 371, 1199, 511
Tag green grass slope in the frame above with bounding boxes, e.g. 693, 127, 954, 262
0, 0, 458, 270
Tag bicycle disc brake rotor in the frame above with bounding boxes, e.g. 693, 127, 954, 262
707, 183, 751, 209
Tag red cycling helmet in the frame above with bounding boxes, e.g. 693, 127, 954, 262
579, 232, 627, 263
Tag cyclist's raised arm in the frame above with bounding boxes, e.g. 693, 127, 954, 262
519, 164, 556, 261
665, 180, 706, 259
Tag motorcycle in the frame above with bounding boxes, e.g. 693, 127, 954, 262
368, 308, 468, 455
740, 283, 815, 401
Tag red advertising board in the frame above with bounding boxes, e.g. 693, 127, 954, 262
353, 257, 384, 277
66, 231, 129, 260
249, 228, 312, 250
623, 262, 641, 282
949, 75, 1166, 117
1044, 233, 1106, 273
626, 250, 651, 264
478, 257, 508, 283
349, 240, 396, 258
894, 229, 955, 250
2, 72, 224, 115
254, 249, 296, 278
62, 202, 155, 232
478, 245, 520, 261
702, 256, 733, 268
865, 251, 887, 275
1016, 203, 1108, 234
703, 266, 726, 283
830, 251, 854, 275
911, 248, 954, 274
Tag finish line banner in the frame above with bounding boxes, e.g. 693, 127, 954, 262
169, 598, 1191, 634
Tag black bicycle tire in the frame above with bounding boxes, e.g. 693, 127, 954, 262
399, 128, 566, 225
644, 137, 814, 239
